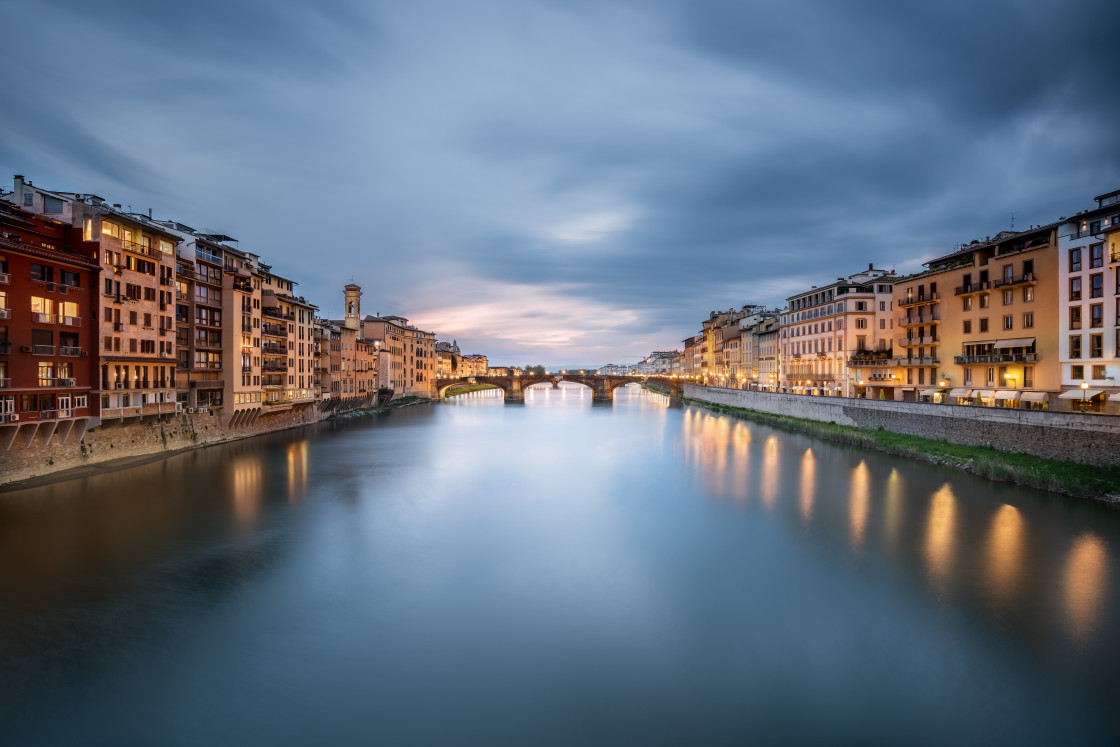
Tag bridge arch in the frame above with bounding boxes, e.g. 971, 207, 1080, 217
437, 377, 509, 399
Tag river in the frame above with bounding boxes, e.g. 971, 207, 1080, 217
1, 383, 1119, 744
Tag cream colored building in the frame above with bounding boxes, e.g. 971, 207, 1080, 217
780, 265, 896, 397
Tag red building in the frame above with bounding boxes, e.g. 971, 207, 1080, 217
0, 197, 100, 449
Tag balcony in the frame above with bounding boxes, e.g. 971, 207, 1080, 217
32, 312, 57, 324
953, 353, 1039, 364
262, 307, 295, 321
0, 378, 8, 388
262, 361, 287, 372
38, 378, 57, 387
895, 355, 940, 366
120, 238, 156, 257
1112, 248, 1120, 265
867, 373, 897, 381
847, 351, 893, 367
992, 272, 1036, 289
897, 336, 937, 347
897, 293, 939, 308
58, 378, 76, 387
195, 247, 223, 264
177, 266, 195, 279
62, 316, 81, 327
232, 280, 253, 293
60, 346, 82, 357
32, 344, 56, 355
262, 322, 286, 338
954, 281, 991, 296
897, 311, 940, 326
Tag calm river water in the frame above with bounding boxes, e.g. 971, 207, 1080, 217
2, 384, 1119, 744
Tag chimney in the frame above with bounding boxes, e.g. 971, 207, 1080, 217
868, 261, 873, 271
113, 204, 121, 209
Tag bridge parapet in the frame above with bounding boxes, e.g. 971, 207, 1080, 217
435, 374, 684, 401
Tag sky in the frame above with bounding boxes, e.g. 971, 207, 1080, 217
3, 0, 1118, 366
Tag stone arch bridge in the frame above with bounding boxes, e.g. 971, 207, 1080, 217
436, 374, 684, 402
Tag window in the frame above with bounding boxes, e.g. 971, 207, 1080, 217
963, 368, 972, 386
1090, 334, 1103, 358
1023, 312, 1034, 328
1070, 306, 1082, 329
879, 319, 885, 329
1023, 366, 1034, 388
1002, 264, 1013, 282
102, 221, 120, 239
963, 320, 972, 334
23, 192, 32, 207
1070, 336, 1082, 358
963, 296, 973, 311
1091, 304, 1103, 328
979, 318, 989, 333
1070, 247, 1082, 272
1090, 243, 1103, 269
1070, 277, 1082, 301
1023, 286, 1034, 303
1002, 289, 1014, 305
1090, 273, 1103, 298
979, 293, 989, 309
1003, 315, 1013, 330
1092, 365, 1107, 380
1071, 364, 1084, 380
30, 263, 54, 282
855, 318, 867, 329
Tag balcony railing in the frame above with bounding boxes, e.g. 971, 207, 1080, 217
953, 353, 1039, 364
262, 307, 295, 321
896, 356, 940, 366
196, 247, 223, 264
58, 378, 76, 387
897, 336, 937, 347
38, 377, 57, 387
954, 281, 991, 296
262, 362, 287, 372
261, 322, 286, 337
898, 311, 940, 325
32, 312, 57, 324
33, 344, 56, 355
120, 238, 156, 257
0, 378, 9, 388
1111, 248, 1120, 265
62, 316, 81, 327
992, 272, 1036, 289
60, 346, 82, 357
897, 292, 939, 307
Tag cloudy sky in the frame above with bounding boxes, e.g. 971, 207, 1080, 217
4, 0, 1118, 366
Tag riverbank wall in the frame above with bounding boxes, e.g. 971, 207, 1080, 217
683, 384, 1120, 467
1, 406, 327, 487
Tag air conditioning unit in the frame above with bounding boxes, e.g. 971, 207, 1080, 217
185, 407, 194, 413
46, 282, 56, 292
19, 345, 31, 353
198, 406, 209, 414
59, 285, 68, 294
2, 414, 16, 423
114, 382, 124, 389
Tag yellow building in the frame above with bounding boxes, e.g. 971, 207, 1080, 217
860, 224, 1059, 407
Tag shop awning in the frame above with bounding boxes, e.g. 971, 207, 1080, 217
1021, 391, 1049, 402
918, 388, 939, 397
948, 388, 972, 398
993, 337, 1036, 349
1110, 392, 1120, 402
974, 390, 994, 399
1058, 388, 1104, 399
995, 390, 1022, 400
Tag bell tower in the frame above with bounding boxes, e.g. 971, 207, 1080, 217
344, 283, 362, 331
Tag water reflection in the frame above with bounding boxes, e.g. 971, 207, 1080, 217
760, 435, 779, 511
230, 453, 264, 527
925, 483, 957, 596
1064, 532, 1109, 647
884, 468, 902, 552
985, 504, 1024, 604
848, 461, 869, 551
799, 448, 815, 527
287, 441, 309, 504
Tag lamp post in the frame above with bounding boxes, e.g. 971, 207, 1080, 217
1081, 381, 1090, 412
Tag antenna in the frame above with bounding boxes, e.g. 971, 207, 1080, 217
1010, 211, 1016, 231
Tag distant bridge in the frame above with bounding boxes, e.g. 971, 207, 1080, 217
435, 374, 685, 402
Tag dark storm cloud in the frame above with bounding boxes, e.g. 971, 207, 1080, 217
3, 0, 1118, 364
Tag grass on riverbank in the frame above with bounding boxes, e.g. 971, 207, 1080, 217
681, 397, 1120, 504
442, 384, 501, 397
643, 383, 671, 395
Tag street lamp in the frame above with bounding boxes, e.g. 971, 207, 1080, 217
1081, 381, 1090, 412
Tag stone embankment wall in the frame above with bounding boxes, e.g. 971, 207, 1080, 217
1, 406, 327, 487
684, 384, 1120, 466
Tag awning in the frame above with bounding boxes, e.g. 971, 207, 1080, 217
918, 388, 939, 397
993, 337, 1036, 349
948, 388, 972, 398
1058, 388, 1104, 399
974, 390, 994, 399
1021, 391, 1049, 402
1110, 393, 1120, 402
995, 390, 1022, 400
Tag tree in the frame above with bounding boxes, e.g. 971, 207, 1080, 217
524, 364, 548, 375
